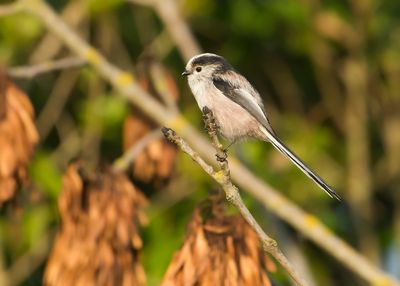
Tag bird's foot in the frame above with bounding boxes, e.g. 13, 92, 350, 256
216, 149, 228, 162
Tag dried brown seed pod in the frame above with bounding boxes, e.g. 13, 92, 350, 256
0, 74, 38, 206
123, 114, 177, 186
161, 196, 276, 286
123, 58, 178, 187
44, 163, 147, 286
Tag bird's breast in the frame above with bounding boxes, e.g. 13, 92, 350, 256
188, 80, 264, 141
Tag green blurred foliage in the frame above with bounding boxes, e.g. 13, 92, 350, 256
87, 0, 123, 14
29, 152, 62, 200
0, 14, 43, 63
78, 93, 128, 138
22, 205, 51, 249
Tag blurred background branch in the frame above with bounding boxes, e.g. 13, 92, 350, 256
7, 231, 53, 286
0, 2, 21, 17
0, 0, 399, 285
113, 129, 163, 172
7, 57, 86, 79
127, 0, 201, 61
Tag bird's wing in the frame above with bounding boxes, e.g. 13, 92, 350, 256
213, 74, 340, 200
212, 74, 275, 134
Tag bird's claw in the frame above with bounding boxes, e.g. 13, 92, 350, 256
216, 150, 228, 162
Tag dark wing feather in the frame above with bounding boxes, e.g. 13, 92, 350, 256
212, 76, 275, 134
212, 75, 340, 200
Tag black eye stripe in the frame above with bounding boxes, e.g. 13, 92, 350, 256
191, 55, 233, 73
192, 55, 224, 66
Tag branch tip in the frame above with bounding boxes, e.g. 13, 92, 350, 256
161, 126, 175, 138
202, 106, 219, 135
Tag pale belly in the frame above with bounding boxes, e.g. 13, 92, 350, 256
189, 81, 265, 141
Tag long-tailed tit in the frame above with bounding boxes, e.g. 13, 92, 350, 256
182, 53, 340, 200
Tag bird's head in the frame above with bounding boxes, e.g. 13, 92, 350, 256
182, 53, 233, 81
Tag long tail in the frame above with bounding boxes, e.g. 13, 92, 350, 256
261, 127, 341, 201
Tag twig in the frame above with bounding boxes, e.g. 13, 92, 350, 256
148, 29, 174, 59
29, 0, 87, 64
343, 59, 377, 261
7, 57, 86, 78
36, 69, 80, 139
112, 129, 163, 172
0, 2, 21, 16
5, 1, 398, 284
149, 62, 178, 111
50, 113, 82, 169
206, 107, 307, 284
7, 230, 53, 286
162, 121, 307, 286
0, 241, 10, 286
127, 0, 201, 61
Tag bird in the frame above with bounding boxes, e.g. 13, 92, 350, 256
182, 53, 340, 200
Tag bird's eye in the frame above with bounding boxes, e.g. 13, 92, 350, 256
195, 66, 202, 72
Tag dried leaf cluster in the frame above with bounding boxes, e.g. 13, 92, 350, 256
124, 115, 176, 185
123, 58, 177, 186
0, 75, 38, 206
161, 197, 276, 286
44, 163, 147, 286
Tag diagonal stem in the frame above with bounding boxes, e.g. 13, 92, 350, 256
162, 124, 308, 286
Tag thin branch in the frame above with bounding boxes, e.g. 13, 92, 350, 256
0, 2, 21, 16
29, 0, 87, 64
148, 29, 174, 59
7, 231, 53, 286
5, 1, 398, 285
149, 62, 178, 111
50, 113, 82, 169
162, 128, 214, 176
343, 59, 377, 261
36, 69, 80, 139
127, 0, 201, 61
0, 241, 10, 286
202, 107, 307, 285
112, 129, 163, 172
7, 57, 86, 78
162, 117, 307, 286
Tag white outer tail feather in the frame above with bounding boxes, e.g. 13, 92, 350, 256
261, 127, 341, 201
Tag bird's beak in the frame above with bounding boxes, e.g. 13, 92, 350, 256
182, 70, 190, 76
